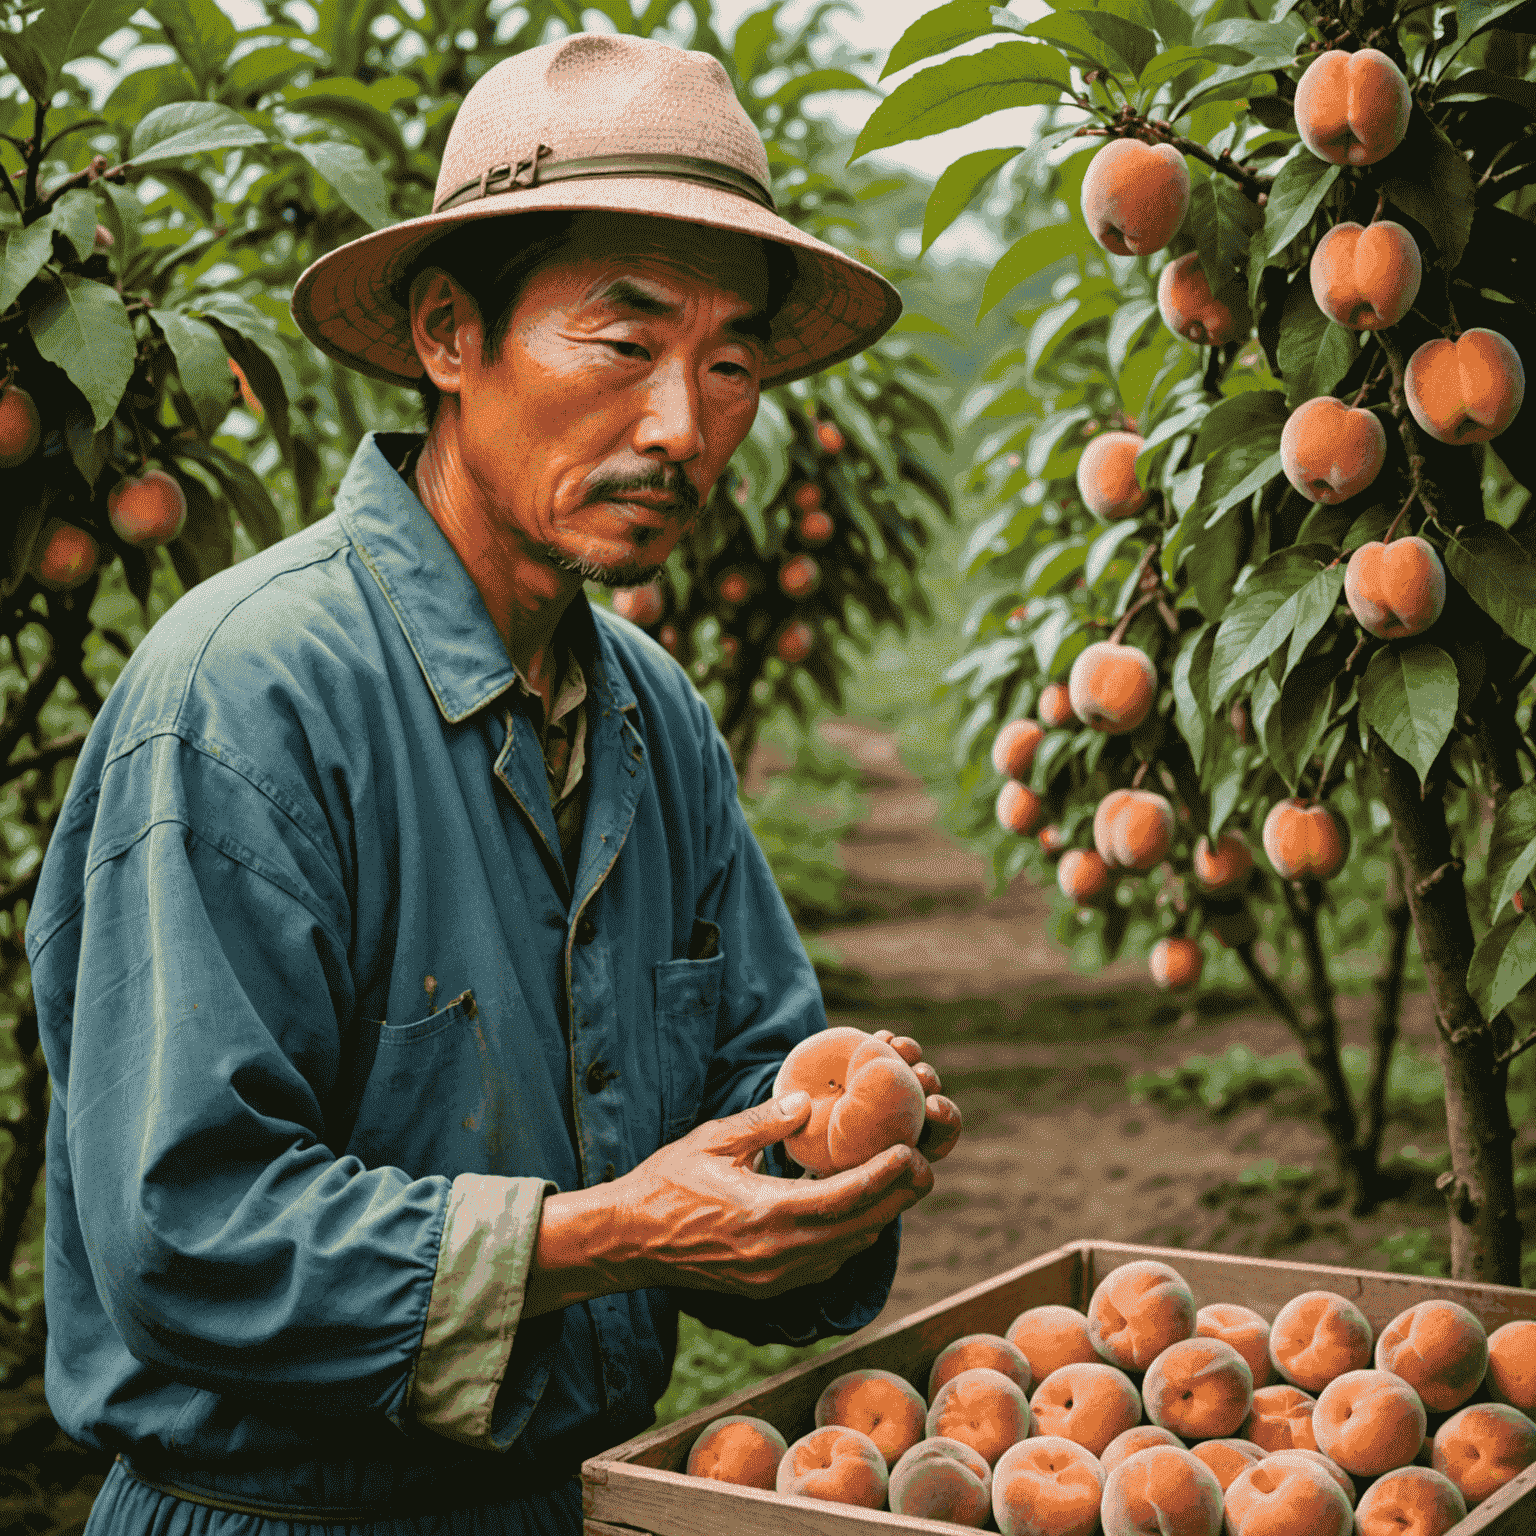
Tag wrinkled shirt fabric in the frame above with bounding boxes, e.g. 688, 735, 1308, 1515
26, 431, 899, 1534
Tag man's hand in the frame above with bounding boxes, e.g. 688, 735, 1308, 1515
523, 1092, 931, 1318
870, 1028, 963, 1163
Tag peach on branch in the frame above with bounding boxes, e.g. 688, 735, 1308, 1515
1039, 824, 1068, 859
1293, 47, 1411, 166
775, 621, 814, 664
791, 482, 822, 515
1149, 936, 1203, 991
1280, 396, 1387, 504
798, 509, 833, 546
107, 468, 188, 549
1345, 537, 1446, 640
1094, 788, 1175, 873
1058, 848, 1113, 906
0, 382, 41, 468
1192, 831, 1253, 895
992, 718, 1045, 780
816, 421, 845, 454
1076, 431, 1149, 522
29, 520, 100, 592
779, 554, 820, 598
1404, 329, 1526, 444
1157, 252, 1242, 347
612, 580, 664, 626
997, 780, 1045, 837
772, 1025, 926, 1178
1262, 800, 1350, 882
1069, 642, 1157, 735
1309, 220, 1422, 330
718, 571, 750, 604
1080, 137, 1190, 256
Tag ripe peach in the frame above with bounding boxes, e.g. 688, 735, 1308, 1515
817, 1367, 928, 1469
1187, 1437, 1263, 1491
0, 383, 42, 468
686, 1414, 788, 1489
1223, 1453, 1353, 1536
1069, 642, 1157, 734
1076, 430, 1149, 521
779, 553, 819, 598
1143, 1336, 1254, 1440
1158, 252, 1241, 347
776, 621, 814, 664
1094, 789, 1175, 873
1309, 220, 1422, 330
1270, 1291, 1375, 1394
772, 1027, 926, 1178
612, 580, 664, 626
1242, 1384, 1321, 1452
927, 1366, 1033, 1467
776, 1424, 888, 1507
1030, 1362, 1143, 1458
816, 421, 845, 454
718, 571, 750, 604
1345, 537, 1446, 640
1196, 1302, 1273, 1389
1059, 848, 1114, 906
1374, 1300, 1489, 1413
657, 624, 679, 654
1261, 801, 1349, 883
1314, 1369, 1427, 1477
791, 481, 822, 515
998, 780, 1045, 837
1431, 1401, 1536, 1506
1149, 937, 1203, 992
1293, 47, 1411, 166
1080, 138, 1191, 257
107, 468, 188, 549
1088, 1260, 1196, 1372
993, 718, 1045, 780
1100, 1424, 1187, 1476
1264, 1448, 1356, 1507
992, 1435, 1107, 1536
1039, 824, 1068, 859
1280, 396, 1387, 504
1405, 328, 1526, 444
1007, 1305, 1102, 1385
1354, 1465, 1467, 1536
929, 1334, 1035, 1402
29, 519, 100, 593
1039, 681, 1077, 728
798, 509, 833, 546
1486, 1318, 1536, 1415
889, 1436, 993, 1526
1099, 1444, 1224, 1536
1192, 833, 1253, 896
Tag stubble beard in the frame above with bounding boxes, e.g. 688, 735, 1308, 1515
545, 467, 702, 588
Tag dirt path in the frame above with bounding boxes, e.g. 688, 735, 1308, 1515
781, 720, 1496, 1326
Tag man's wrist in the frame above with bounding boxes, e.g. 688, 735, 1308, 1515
523, 1179, 653, 1318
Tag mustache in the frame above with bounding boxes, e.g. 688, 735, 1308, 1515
583, 469, 701, 516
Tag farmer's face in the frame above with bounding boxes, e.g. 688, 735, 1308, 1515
447, 213, 769, 587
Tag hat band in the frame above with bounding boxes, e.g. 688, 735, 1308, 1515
433, 148, 777, 215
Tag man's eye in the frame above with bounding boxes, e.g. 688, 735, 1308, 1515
605, 340, 648, 358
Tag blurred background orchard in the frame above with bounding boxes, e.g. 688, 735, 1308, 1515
1, 0, 1533, 1528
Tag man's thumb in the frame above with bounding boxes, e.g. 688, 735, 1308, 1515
775, 1089, 811, 1122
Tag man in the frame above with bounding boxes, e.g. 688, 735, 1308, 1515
27, 31, 961, 1536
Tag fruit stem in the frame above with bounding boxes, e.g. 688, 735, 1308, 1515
1381, 488, 1417, 544
1369, 190, 1387, 224
1495, 1027, 1536, 1067
1350, 356, 1387, 407
1140, 118, 1275, 198
1444, 293, 1461, 340
1132, 760, 1150, 789
1344, 633, 1370, 672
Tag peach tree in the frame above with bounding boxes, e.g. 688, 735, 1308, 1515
863, 0, 1536, 1284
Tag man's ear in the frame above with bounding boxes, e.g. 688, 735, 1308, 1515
409, 270, 482, 397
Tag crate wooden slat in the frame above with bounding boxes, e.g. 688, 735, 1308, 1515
582, 1240, 1536, 1536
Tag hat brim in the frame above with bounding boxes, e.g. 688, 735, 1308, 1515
289, 178, 903, 390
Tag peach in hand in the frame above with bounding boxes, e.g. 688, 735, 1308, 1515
1345, 537, 1446, 640
1374, 1299, 1489, 1413
1030, 1361, 1143, 1458
1007, 1304, 1102, 1385
1158, 252, 1242, 347
1242, 1384, 1320, 1452
1081, 138, 1191, 256
772, 1026, 927, 1177
1431, 1401, 1536, 1506
776, 1424, 889, 1507
1094, 790, 1176, 874
1088, 1259, 1196, 1372
1223, 1452, 1353, 1536
1196, 1301, 1272, 1389
929, 1334, 1034, 1402
687, 1415, 788, 1489
1280, 396, 1387, 504
992, 1435, 1107, 1536
1486, 1318, 1536, 1415
1354, 1465, 1467, 1536
889, 1436, 993, 1526
1069, 642, 1157, 734
1142, 1336, 1254, 1440
816, 1367, 928, 1469
1262, 801, 1349, 883
1310, 220, 1422, 330
1099, 1444, 1224, 1536
1405, 328, 1526, 444
1076, 430, 1149, 521
1293, 47, 1411, 166
1312, 1368, 1427, 1477
927, 1365, 1033, 1467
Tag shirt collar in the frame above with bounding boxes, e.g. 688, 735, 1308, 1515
336, 430, 637, 725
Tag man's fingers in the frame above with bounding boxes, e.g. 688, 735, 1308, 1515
705, 1089, 814, 1162
917, 1094, 963, 1163
914, 1061, 942, 1096
777, 1142, 930, 1223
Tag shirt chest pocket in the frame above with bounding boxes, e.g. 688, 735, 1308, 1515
653, 932, 725, 1145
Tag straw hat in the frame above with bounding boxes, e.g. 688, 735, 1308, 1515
290, 32, 903, 388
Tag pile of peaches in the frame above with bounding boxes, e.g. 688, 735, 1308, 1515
685, 1258, 1536, 1534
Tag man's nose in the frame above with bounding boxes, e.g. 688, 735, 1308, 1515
635, 356, 705, 464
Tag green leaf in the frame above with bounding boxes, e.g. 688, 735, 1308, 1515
733, 2, 784, 84
921, 145, 1025, 254
166, 467, 234, 591
1488, 784, 1536, 916
1467, 912, 1536, 1022
1106, 298, 1159, 378
767, 68, 874, 109
293, 140, 391, 229
1276, 281, 1350, 408
154, 311, 231, 436
0, 219, 55, 313
890, 312, 954, 337
281, 77, 417, 159
850, 43, 1071, 161
1378, 115, 1476, 270
1264, 652, 1341, 791
0, 32, 49, 100
1173, 621, 1216, 767
130, 101, 271, 165
1188, 175, 1263, 314
1284, 564, 1345, 677
1360, 642, 1458, 786
1147, 0, 1194, 46
27, 274, 135, 430
1264, 153, 1341, 261
1169, 49, 1298, 121
1210, 552, 1336, 705
1026, 408, 1094, 477
174, 439, 284, 550
1025, 537, 1089, 596
1444, 524, 1536, 650
880, 0, 999, 80
1013, 12, 1118, 68
1437, 67, 1536, 116
1204, 444, 1282, 527
29, 0, 141, 89
978, 222, 1085, 320
223, 45, 307, 106
1194, 391, 1288, 461
181, 292, 299, 400
1078, 12, 1159, 78
729, 392, 794, 544
49, 188, 98, 262
1138, 45, 1238, 96
1085, 521, 1142, 587
1457, 0, 1536, 46
147, 0, 236, 93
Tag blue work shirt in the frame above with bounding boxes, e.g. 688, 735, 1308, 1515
26, 430, 899, 1530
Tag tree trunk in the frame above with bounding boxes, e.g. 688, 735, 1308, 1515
1372, 735, 1523, 1285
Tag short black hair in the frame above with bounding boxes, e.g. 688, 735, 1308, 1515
395, 212, 800, 423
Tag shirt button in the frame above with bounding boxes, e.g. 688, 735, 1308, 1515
575, 913, 596, 945
586, 1059, 611, 1093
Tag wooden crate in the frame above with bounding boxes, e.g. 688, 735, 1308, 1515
581, 1239, 1536, 1536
